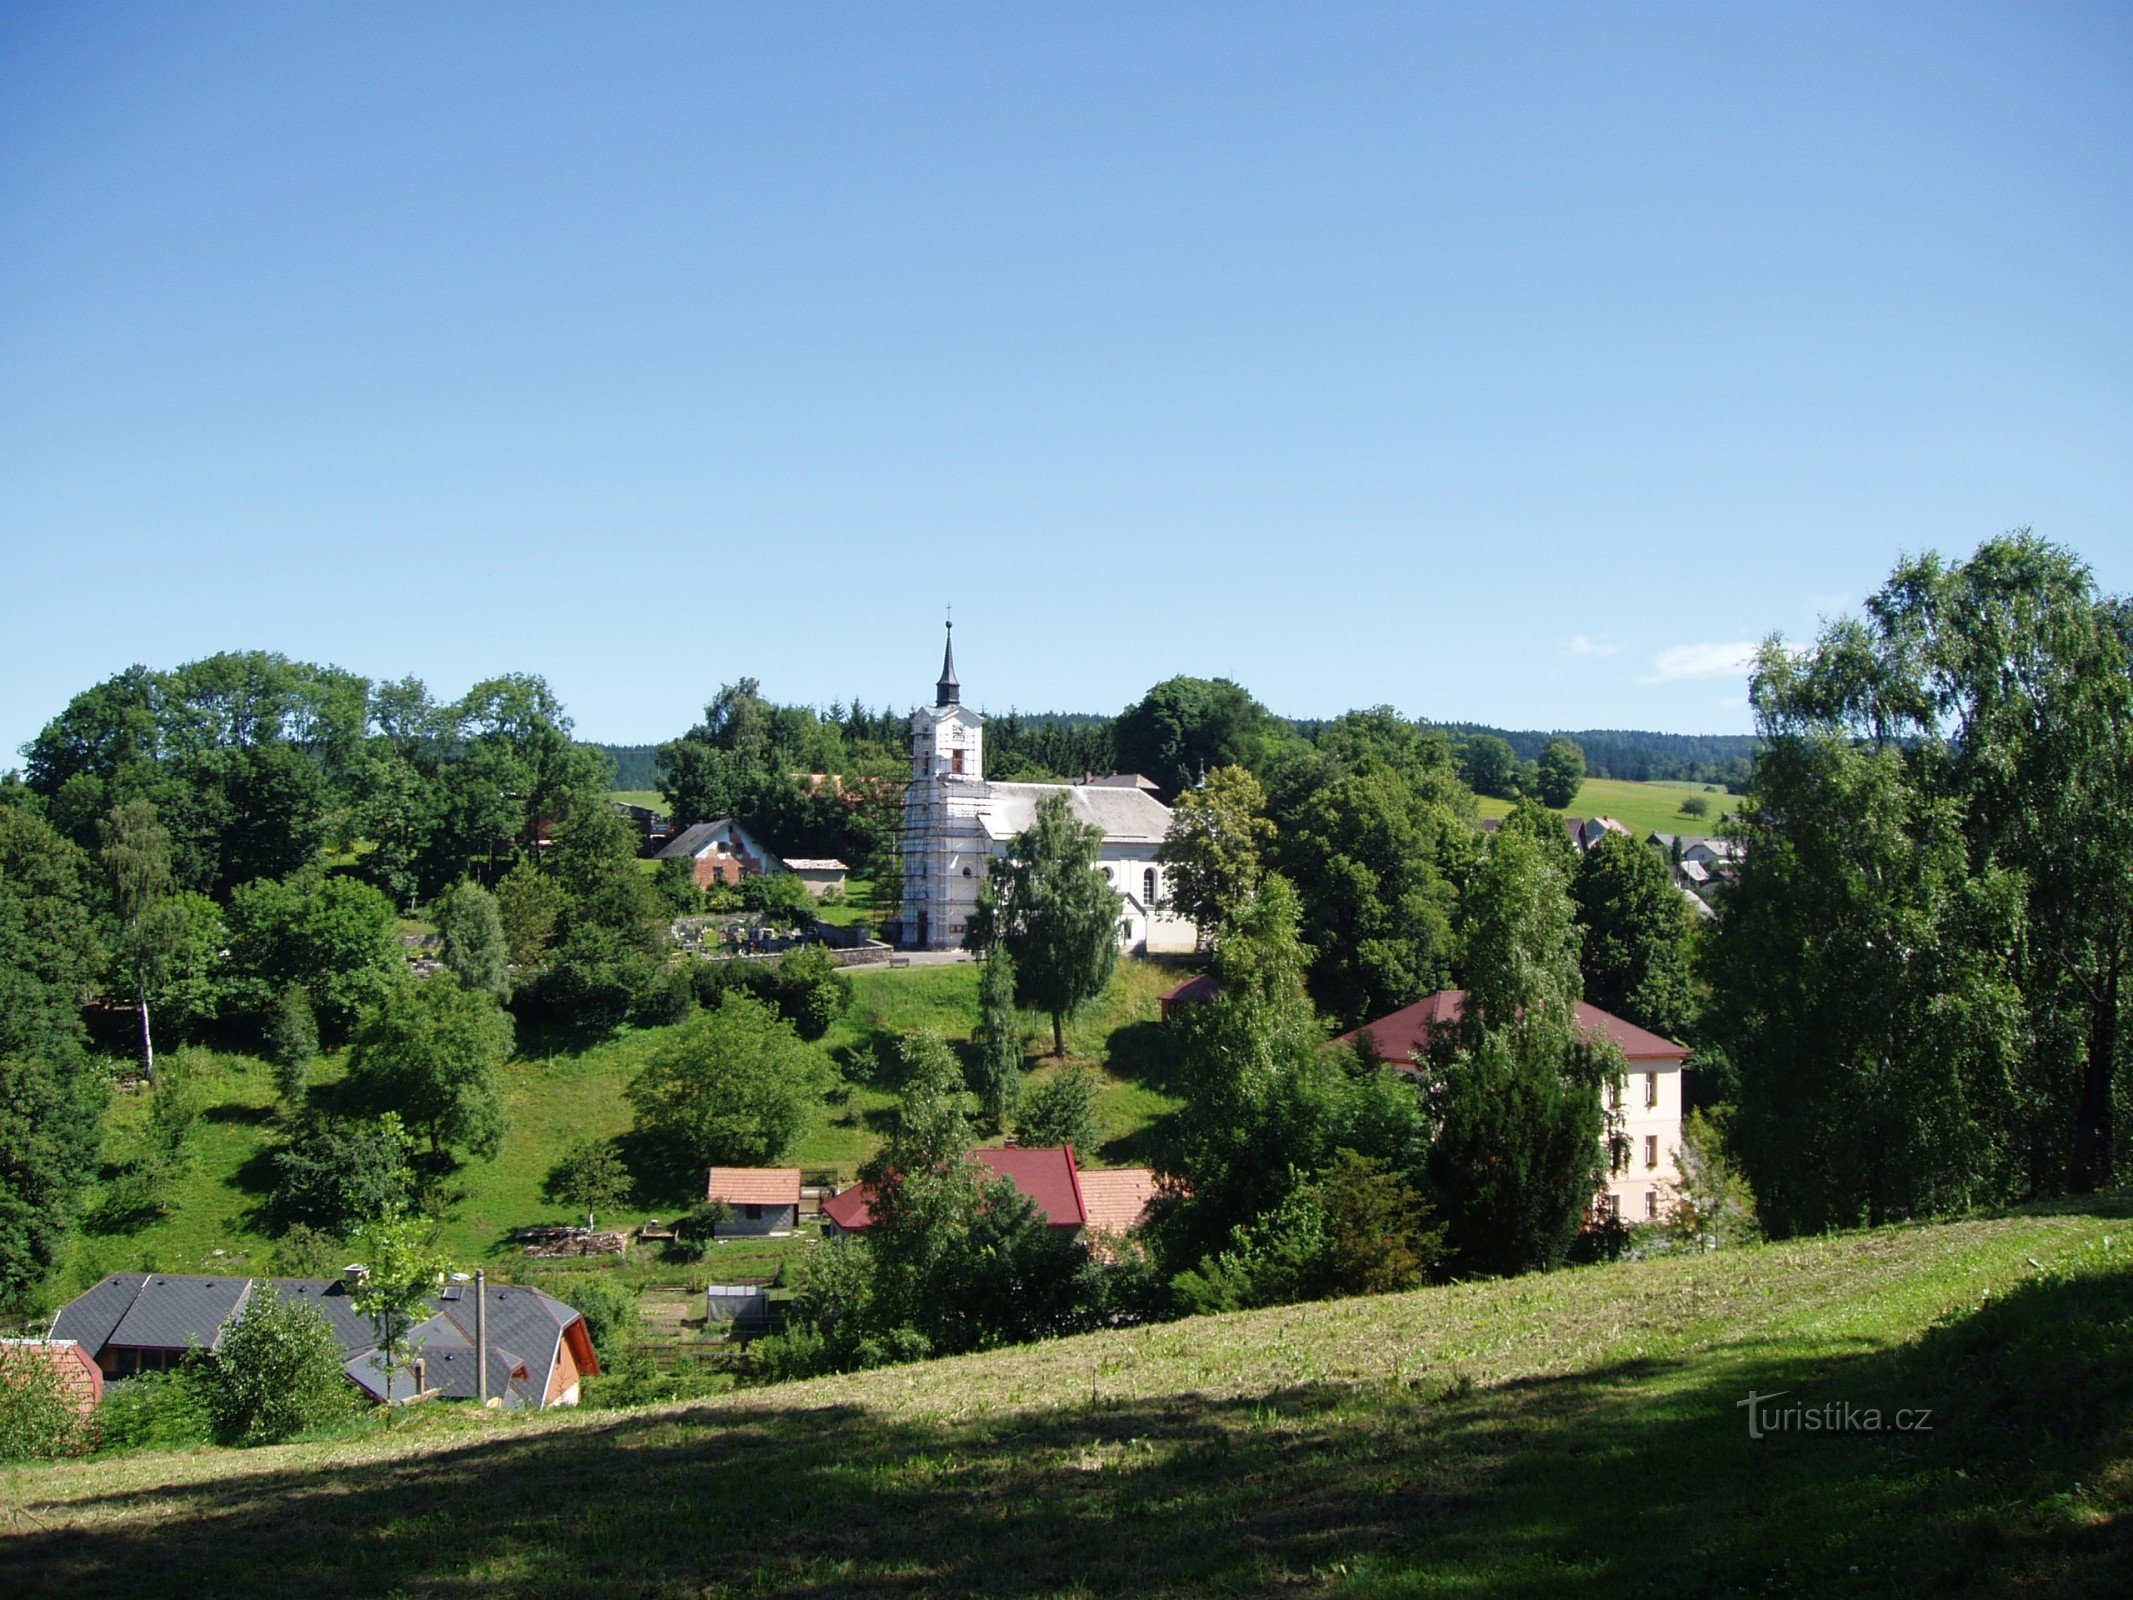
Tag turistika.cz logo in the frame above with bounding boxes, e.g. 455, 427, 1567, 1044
1737, 1390, 1935, 1439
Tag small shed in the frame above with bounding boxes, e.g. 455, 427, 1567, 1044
707, 1167, 803, 1236
782, 858, 849, 898
705, 1285, 773, 1333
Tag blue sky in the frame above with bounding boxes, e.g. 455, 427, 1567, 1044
3, 3, 2128, 759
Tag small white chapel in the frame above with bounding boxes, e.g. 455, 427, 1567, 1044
897, 624, 1197, 956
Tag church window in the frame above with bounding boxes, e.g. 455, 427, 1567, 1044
1144, 868, 1157, 904
952, 749, 964, 774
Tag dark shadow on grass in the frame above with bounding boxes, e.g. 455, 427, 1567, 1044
200, 1102, 276, 1127
1100, 1019, 1177, 1090
7, 1261, 2129, 1598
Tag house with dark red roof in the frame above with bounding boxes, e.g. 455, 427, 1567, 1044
822, 1147, 1161, 1247
1333, 991, 1692, 1228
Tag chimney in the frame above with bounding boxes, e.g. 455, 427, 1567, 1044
413, 1356, 426, 1397
342, 1264, 368, 1288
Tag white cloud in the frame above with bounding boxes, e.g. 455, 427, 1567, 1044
1643, 641, 1759, 683
1561, 634, 1623, 657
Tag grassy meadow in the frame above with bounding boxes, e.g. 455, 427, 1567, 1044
8, 1201, 2128, 1597
56, 956, 1187, 1300
1474, 775, 1739, 836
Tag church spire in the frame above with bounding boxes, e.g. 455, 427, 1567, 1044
935, 619, 960, 707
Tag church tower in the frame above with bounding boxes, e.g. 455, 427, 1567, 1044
899, 622, 988, 950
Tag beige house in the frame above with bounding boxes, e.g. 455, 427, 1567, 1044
1334, 991, 1693, 1225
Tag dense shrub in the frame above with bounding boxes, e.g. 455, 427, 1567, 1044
548, 1276, 639, 1368
0, 1348, 92, 1460
271, 1113, 417, 1234
201, 1294, 357, 1445
95, 1365, 215, 1453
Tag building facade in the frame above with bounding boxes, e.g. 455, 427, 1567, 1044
897, 626, 1195, 954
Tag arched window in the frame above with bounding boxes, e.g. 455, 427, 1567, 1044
1144, 868, 1158, 905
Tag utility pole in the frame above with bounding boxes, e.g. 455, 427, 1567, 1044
475, 1269, 488, 1407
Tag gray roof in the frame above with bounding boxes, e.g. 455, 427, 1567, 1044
656, 819, 730, 860
980, 782, 1172, 845
105, 1276, 255, 1354
51, 1274, 589, 1408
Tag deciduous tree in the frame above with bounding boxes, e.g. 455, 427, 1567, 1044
1157, 764, 1275, 945
965, 794, 1122, 1056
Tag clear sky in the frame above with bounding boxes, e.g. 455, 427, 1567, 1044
3, 3, 2128, 760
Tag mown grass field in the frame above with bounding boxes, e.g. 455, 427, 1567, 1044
9, 1203, 2128, 1597
1474, 775, 1739, 837
57, 957, 1186, 1300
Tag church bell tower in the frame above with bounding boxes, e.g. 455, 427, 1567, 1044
899, 622, 987, 950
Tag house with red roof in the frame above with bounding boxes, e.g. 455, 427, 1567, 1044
707, 1167, 803, 1237
821, 1147, 1160, 1246
1333, 990, 1692, 1228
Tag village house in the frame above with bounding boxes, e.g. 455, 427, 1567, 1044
655, 817, 785, 889
49, 1273, 599, 1410
821, 1146, 1160, 1245
897, 625, 1198, 955
1334, 991, 1692, 1225
781, 858, 850, 898
706, 1167, 803, 1236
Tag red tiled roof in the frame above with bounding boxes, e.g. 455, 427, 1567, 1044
1078, 1168, 1159, 1236
707, 1167, 802, 1207
822, 1147, 1089, 1233
1333, 990, 1691, 1067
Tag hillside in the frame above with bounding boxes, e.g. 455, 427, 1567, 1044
7, 1205, 2128, 1597
1474, 775, 1739, 837
55, 958, 1184, 1296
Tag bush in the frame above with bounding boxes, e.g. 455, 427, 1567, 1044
670, 1200, 731, 1262
266, 984, 318, 1103
627, 995, 833, 1167
271, 1113, 417, 1234
1017, 1066, 1099, 1152
201, 1294, 357, 1445
1677, 793, 1712, 819
0, 1348, 92, 1461
95, 1365, 215, 1453
549, 1276, 639, 1368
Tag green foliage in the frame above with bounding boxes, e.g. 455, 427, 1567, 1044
653, 855, 705, 915
1708, 736, 2026, 1233
669, 1199, 731, 1261
1536, 736, 1586, 809
970, 944, 1024, 1131
549, 1275, 639, 1368
1173, 1150, 1442, 1312
494, 857, 567, 975
1677, 792, 1712, 818
1269, 747, 1470, 1029
93, 1364, 215, 1453
226, 872, 401, 1035
1571, 831, 1698, 1041
965, 792, 1122, 1055
347, 1205, 450, 1413
1157, 764, 1275, 942
689, 945, 851, 1041
1114, 676, 1281, 799
344, 972, 513, 1162
1667, 1107, 1758, 1248
0, 1347, 92, 1461
99, 796, 177, 1075
542, 1137, 632, 1228
1016, 1066, 1098, 1152
1458, 733, 1521, 799
435, 879, 510, 998
1154, 876, 1428, 1279
740, 871, 817, 929
271, 1113, 417, 1234
266, 983, 319, 1103
0, 1054, 106, 1306
1425, 828, 1611, 1277
627, 994, 833, 1167
201, 1293, 358, 1445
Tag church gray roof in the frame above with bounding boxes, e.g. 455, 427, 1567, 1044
979, 782, 1172, 845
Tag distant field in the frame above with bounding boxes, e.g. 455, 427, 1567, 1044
1474, 775, 1738, 837
609, 789, 664, 811
12, 1203, 2128, 1597
56, 957, 1184, 1301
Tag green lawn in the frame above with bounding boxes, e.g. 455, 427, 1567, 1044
1475, 775, 1739, 837
59, 958, 1186, 1301
11, 1202, 2128, 1597
608, 789, 665, 812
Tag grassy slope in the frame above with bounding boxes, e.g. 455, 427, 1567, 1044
8, 1204, 2129, 1597
1474, 775, 1738, 836
60, 959, 1183, 1291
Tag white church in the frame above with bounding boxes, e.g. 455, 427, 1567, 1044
897, 625, 1198, 956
